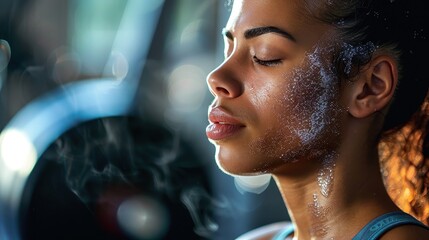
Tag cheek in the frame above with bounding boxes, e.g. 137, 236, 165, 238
245, 80, 308, 170
284, 58, 341, 145
249, 48, 343, 168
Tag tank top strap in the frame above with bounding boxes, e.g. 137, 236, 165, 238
271, 211, 428, 240
352, 211, 429, 240
271, 223, 294, 240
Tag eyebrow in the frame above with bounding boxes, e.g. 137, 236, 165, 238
222, 26, 297, 42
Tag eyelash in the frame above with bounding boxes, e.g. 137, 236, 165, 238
253, 56, 282, 67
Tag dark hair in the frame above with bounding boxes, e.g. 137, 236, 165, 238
307, 0, 429, 224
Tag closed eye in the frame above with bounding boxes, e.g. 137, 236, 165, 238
253, 56, 282, 67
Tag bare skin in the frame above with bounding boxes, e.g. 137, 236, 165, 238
206, 0, 429, 239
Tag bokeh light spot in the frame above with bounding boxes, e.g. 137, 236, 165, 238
168, 64, 206, 113
117, 195, 169, 240
0, 129, 37, 176
111, 51, 129, 81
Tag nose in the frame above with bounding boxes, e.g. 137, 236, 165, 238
206, 60, 243, 99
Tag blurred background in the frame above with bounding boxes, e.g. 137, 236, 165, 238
0, 0, 288, 239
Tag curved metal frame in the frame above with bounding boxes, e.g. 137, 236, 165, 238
0, 1, 164, 239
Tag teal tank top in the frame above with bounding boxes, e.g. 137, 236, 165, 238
272, 211, 429, 240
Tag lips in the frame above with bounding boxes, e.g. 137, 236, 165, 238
206, 107, 245, 141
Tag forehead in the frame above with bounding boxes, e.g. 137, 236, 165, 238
228, 0, 310, 28
227, 0, 334, 47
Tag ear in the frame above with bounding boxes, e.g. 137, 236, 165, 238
347, 55, 398, 118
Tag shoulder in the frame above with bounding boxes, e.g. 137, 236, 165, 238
235, 221, 292, 240
379, 224, 429, 240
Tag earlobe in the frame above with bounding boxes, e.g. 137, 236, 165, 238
348, 56, 398, 118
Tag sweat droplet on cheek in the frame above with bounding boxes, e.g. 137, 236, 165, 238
248, 41, 344, 171
285, 44, 342, 146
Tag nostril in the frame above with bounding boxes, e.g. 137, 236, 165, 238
216, 87, 230, 96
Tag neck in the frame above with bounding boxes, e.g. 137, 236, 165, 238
272, 132, 399, 239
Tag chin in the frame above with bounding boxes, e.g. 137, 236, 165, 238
215, 153, 241, 175
215, 148, 274, 176
217, 163, 256, 176
215, 147, 251, 175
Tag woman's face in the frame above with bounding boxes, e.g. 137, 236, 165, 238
206, 0, 344, 175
